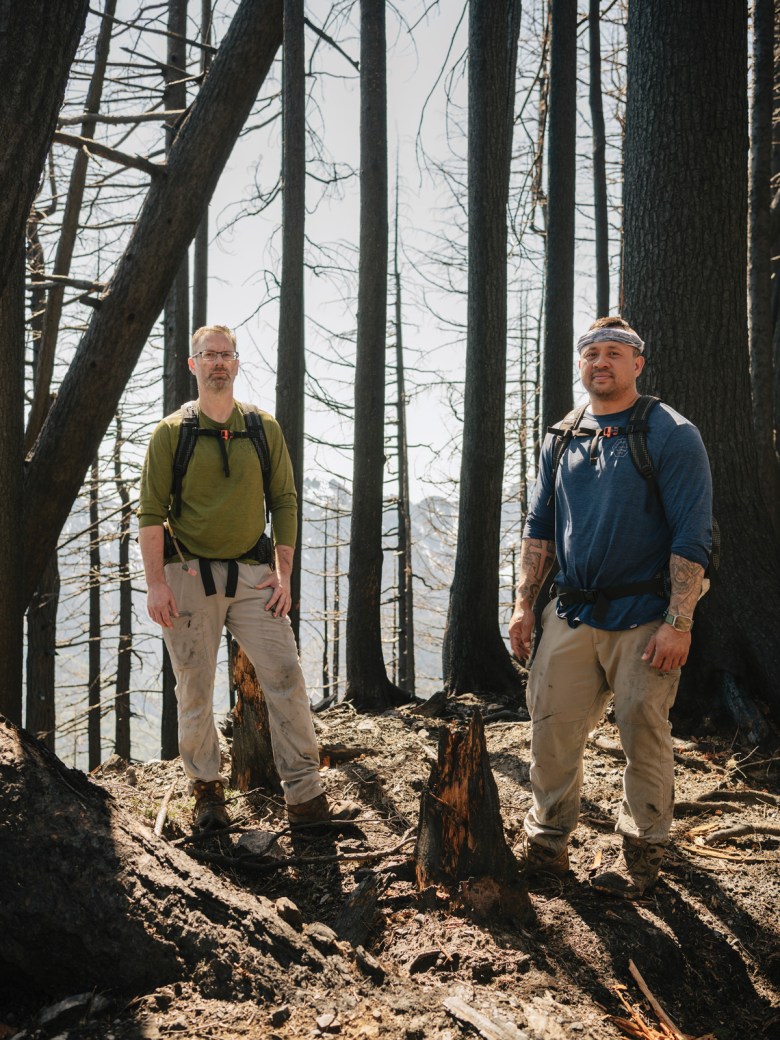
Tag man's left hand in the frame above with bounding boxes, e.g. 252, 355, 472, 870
255, 570, 292, 618
642, 623, 691, 672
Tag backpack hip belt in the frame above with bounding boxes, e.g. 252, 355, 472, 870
554, 573, 667, 625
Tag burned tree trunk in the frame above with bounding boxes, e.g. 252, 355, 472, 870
415, 711, 530, 919
0, 717, 344, 1001
230, 642, 282, 795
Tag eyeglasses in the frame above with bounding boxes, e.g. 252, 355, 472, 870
192, 350, 239, 362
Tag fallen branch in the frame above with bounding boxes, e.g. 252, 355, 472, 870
153, 778, 177, 836
628, 960, 687, 1040
188, 828, 416, 873
442, 995, 529, 1040
701, 823, 780, 845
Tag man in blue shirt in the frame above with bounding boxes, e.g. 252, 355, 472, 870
508, 316, 712, 899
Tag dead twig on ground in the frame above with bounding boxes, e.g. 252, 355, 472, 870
187, 828, 416, 873
153, 779, 177, 837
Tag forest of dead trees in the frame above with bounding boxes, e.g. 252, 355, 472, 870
0, 0, 779, 772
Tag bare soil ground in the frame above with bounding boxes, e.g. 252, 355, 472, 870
3, 698, 779, 1040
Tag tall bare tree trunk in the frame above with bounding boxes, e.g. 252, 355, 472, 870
88, 458, 102, 769
25, 0, 116, 453
276, 0, 306, 643
589, 0, 609, 317
441, 0, 522, 698
541, 0, 577, 436
114, 418, 132, 760
346, 0, 406, 711
192, 0, 213, 331
624, 0, 780, 718
0, 1, 90, 720
0, 245, 25, 723
332, 501, 342, 701
393, 177, 415, 694
749, 0, 778, 529
25, 212, 60, 746
161, 0, 193, 761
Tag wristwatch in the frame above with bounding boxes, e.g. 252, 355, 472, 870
663, 610, 694, 632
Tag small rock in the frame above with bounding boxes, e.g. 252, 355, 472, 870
354, 945, 386, 982
306, 921, 339, 951
275, 896, 304, 930
316, 1012, 340, 1032
238, 830, 283, 859
269, 1005, 291, 1027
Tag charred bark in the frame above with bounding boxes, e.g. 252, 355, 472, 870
441, 0, 522, 699
345, 0, 408, 711
415, 711, 530, 919
0, 716, 345, 1001
541, 0, 577, 435
0, 245, 25, 723
623, 1, 780, 716
276, 0, 307, 644
230, 642, 282, 795
589, 0, 610, 317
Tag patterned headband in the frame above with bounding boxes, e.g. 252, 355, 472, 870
576, 327, 645, 354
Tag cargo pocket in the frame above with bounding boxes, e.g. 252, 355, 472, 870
165, 612, 210, 672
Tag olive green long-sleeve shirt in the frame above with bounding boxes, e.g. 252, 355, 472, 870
137, 401, 298, 557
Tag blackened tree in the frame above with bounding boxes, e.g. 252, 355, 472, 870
345, 0, 407, 710
442, 0, 522, 698
623, 0, 780, 717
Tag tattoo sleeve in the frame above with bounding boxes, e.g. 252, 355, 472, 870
668, 553, 705, 618
516, 538, 556, 608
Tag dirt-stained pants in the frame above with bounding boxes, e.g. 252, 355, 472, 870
161, 560, 324, 806
524, 602, 680, 852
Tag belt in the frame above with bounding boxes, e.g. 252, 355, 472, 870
554, 574, 666, 625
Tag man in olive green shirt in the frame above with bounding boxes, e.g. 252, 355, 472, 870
139, 325, 333, 831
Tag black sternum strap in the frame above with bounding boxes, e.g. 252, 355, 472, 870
197, 427, 251, 478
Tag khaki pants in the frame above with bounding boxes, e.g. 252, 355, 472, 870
524, 602, 680, 852
162, 560, 323, 806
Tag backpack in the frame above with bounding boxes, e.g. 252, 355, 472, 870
171, 400, 271, 523
545, 395, 719, 618
165, 401, 275, 591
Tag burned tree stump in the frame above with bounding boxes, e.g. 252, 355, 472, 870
414, 710, 530, 919
0, 717, 344, 1001
230, 641, 282, 794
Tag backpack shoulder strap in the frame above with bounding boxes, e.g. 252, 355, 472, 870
238, 403, 272, 523
626, 395, 662, 503
171, 401, 199, 517
547, 402, 590, 503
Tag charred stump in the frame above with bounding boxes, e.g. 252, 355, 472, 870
230, 641, 282, 795
0, 717, 344, 1001
414, 711, 531, 920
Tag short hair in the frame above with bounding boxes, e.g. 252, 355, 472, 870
586, 315, 643, 356
588, 315, 631, 332
191, 325, 237, 353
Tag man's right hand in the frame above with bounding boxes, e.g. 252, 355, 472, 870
147, 580, 179, 628
508, 604, 535, 663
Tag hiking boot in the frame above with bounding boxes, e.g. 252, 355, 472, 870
192, 780, 230, 832
286, 793, 360, 831
591, 836, 665, 899
514, 834, 570, 878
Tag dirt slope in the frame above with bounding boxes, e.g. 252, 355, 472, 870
3, 699, 778, 1040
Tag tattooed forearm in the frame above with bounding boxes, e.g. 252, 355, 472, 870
516, 538, 556, 607
668, 554, 705, 618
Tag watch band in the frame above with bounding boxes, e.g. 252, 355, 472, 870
663, 610, 694, 632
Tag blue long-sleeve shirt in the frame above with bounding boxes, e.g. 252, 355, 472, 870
523, 401, 712, 630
